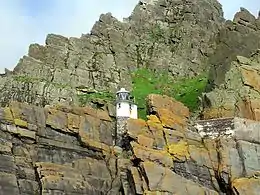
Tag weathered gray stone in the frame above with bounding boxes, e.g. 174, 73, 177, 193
237, 140, 260, 177
0, 155, 16, 174
0, 172, 20, 195
18, 179, 40, 195
202, 50, 260, 121
0, 0, 224, 107
207, 8, 260, 89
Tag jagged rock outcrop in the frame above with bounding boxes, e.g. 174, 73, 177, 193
1, 94, 260, 194
207, 7, 260, 90
202, 50, 260, 121
0, 0, 224, 107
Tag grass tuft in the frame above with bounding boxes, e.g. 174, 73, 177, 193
131, 68, 207, 119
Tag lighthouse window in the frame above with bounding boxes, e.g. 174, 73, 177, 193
122, 93, 128, 100
117, 92, 130, 100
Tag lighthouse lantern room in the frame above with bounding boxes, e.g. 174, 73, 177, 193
116, 88, 138, 119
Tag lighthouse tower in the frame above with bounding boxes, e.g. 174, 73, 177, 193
115, 88, 138, 147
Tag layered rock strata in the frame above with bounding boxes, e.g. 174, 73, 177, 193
0, 94, 260, 194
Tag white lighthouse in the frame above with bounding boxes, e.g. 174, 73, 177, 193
116, 88, 138, 119
115, 88, 138, 147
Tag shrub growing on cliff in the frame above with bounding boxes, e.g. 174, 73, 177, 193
131, 68, 207, 119
77, 91, 114, 106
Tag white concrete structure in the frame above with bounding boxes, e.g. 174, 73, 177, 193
130, 104, 138, 119
115, 88, 138, 147
116, 88, 138, 119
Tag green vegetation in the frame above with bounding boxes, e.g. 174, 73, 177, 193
13, 71, 207, 120
131, 68, 208, 119
13, 75, 40, 83
77, 91, 114, 106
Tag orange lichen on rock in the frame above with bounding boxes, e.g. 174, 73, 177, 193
127, 118, 151, 140
147, 94, 190, 118
168, 140, 190, 161
202, 105, 235, 120
157, 108, 187, 130
240, 65, 260, 93
232, 177, 260, 195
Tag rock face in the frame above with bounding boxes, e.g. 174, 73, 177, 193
1, 95, 260, 194
207, 8, 260, 90
0, 0, 223, 107
202, 50, 260, 121
1, 1, 260, 194
0, 101, 119, 195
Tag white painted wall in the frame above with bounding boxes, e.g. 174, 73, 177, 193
116, 102, 131, 118
130, 104, 138, 119
116, 102, 138, 119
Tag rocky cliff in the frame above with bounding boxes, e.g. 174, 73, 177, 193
0, 0, 223, 107
0, 95, 260, 195
0, 0, 260, 194
207, 7, 260, 90
202, 45, 260, 120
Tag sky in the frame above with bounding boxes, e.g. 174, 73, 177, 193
0, 0, 259, 73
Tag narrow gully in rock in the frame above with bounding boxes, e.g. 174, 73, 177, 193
214, 138, 234, 195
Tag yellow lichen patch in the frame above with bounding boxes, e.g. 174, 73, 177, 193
82, 106, 97, 117
147, 115, 164, 132
157, 108, 187, 130
14, 119, 28, 128
202, 105, 235, 120
127, 118, 150, 139
147, 115, 161, 124
3, 107, 14, 123
51, 104, 73, 113
16, 127, 36, 140
9, 102, 23, 118
143, 190, 165, 195
168, 140, 190, 161
232, 177, 260, 195
240, 65, 260, 93
131, 142, 173, 168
